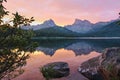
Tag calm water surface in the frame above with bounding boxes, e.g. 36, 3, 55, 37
13, 39, 120, 80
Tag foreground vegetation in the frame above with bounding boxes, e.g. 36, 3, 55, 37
0, 0, 37, 79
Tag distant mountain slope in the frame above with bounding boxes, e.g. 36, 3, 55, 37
21, 19, 120, 37
34, 20, 120, 37
34, 26, 81, 37
88, 21, 120, 37
21, 19, 56, 30
65, 19, 93, 33
65, 19, 110, 33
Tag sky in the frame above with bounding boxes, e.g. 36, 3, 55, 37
4, 0, 120, 26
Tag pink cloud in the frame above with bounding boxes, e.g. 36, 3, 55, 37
4, 0, 120, 25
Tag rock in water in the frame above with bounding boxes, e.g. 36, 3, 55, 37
78, 47, 120, 80
40, 62, 70, 79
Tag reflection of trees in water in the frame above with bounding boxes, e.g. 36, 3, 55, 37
35, 39, 120, 56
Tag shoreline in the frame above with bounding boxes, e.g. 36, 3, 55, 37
32, 37, 120, 40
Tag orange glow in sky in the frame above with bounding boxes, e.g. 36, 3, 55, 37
4, 0, 120, 26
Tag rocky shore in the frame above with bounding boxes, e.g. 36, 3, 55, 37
79, 47, 120, 80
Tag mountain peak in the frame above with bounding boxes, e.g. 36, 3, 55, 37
43, 19, 56, 26
74, 19, 82, 24
21, 19, 56, 30
65, 19, 93, 33
74, 19, 91, 25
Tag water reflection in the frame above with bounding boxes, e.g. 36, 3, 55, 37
34, 39, 120, 56
12, 39, 120, 80
13, 49, 100, 80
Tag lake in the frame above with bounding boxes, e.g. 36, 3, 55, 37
12, 39, 120, 80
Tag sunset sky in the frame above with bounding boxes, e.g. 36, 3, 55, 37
4, 0, 120, 26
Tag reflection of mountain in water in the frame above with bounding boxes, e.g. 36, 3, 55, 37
33, 39, 120, 56
66, 42, 101, 55
36, 47, 56, 56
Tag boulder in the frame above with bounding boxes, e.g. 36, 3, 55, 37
78, 56, 104, 80
78, 47, 120, 80
41, 62, 70, 79
99, 47, 120, 80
